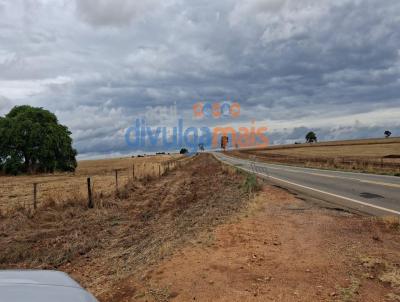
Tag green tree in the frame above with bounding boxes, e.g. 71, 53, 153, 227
180, 148, 189, 155
0, 105, 77, 174
305, 131, 317, 143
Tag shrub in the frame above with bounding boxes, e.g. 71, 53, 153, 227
242, 173, 261, 194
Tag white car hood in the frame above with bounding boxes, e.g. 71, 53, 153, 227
0, 270, 98, 302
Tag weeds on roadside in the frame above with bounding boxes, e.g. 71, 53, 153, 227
374, 216, 400, 231
337, 278, 360, 302
386, 293, 400, 302
147, 286, 177, 302
242, 173, 261, 195
360, 255, 400, 291
221, 164, 238, 176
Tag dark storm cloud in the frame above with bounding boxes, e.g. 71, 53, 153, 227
0, 0, 399, 157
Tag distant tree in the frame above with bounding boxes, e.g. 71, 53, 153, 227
180, 148, 189, 155
305, 131, 317, 143
0, 105, 77, 175
384, 130, 392, 138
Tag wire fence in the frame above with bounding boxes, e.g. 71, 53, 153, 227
0, 156, 194, 215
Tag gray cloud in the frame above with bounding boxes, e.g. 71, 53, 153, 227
0, 95, 11, 115
76, 0, 160, 27
0, 0, 399, 157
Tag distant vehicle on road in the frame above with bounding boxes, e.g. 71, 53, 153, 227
0, 270, 98, 302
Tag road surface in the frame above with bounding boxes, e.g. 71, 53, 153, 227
214, 152, 400, 216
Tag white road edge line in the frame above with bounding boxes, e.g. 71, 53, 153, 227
215, 154, 400, 216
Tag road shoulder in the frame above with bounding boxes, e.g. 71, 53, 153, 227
126, 184, 400, 301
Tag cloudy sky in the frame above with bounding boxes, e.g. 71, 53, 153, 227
0, 0, 399, 158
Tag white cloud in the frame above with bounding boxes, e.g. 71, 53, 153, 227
0, 77, 72, 100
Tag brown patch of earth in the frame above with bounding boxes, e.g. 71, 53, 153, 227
111, 185, 400, 302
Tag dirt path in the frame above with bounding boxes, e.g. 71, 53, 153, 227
117, 185, 400, 301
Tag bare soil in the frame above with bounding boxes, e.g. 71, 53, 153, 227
110, 182, 400, 301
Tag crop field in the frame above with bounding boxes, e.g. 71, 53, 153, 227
230, 137, 400, 174
0, 154, 181, 213
256, 137, 400, 157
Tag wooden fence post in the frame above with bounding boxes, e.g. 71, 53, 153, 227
87, 178, 93, 209
33, 183, 38, 210
115, 170, 119, 193
159, 164, 161, 178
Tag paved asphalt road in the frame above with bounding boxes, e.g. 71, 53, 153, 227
214, 152, 400, 216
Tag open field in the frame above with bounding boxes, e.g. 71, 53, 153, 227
0, 154, 250, 300
0, 154, 181, 213
256, 137, 400, 157
230, 137, 400, 175
1, 154, 399, 301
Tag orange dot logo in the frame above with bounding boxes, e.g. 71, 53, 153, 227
230, 102, 241, 118
193, 102, 203, 119
212, 102, 221, 119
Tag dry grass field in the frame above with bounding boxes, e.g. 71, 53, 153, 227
1, 154, 399, 301
0, 154, 250, 300
0, 154, 181, 213
257, 137, 400, 158
231, 137, 400, 175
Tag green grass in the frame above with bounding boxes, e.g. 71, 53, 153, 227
242, 174, 261, 194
